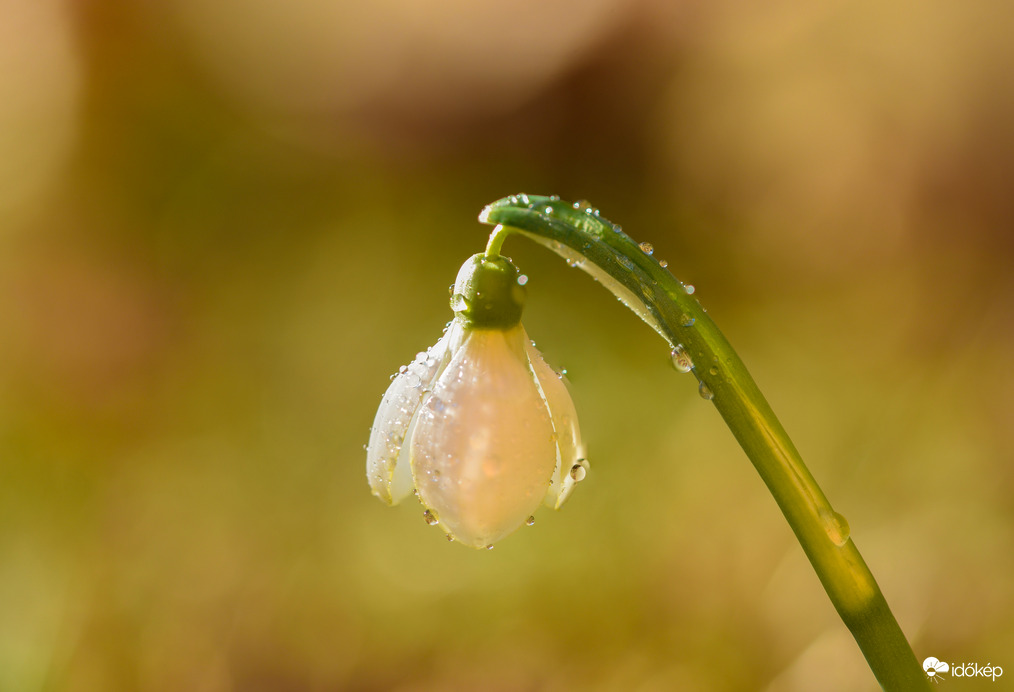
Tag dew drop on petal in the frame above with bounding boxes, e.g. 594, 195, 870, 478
446, 533, 454, 542
569, 464, 587, 482
450, 293, 468, 312
486, 544, 495, 550
698, 382, 714, 400
639, 242, 654, 255
670, 345, 693, 373
423, 509, 440, 526
525, 516, 536, 527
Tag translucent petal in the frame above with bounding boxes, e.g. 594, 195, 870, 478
365, 325, 458, 504
525, 338, 586, 509
409, 325, 558, 548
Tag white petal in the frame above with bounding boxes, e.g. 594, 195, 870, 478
365, 324, 459, 504
409, 325, 558, 548
525, 338, 586, 509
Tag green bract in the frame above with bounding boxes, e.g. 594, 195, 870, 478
450, 253, 526, 329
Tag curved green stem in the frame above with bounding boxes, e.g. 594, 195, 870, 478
485, 223, 510, 258
478, 194, 929, 691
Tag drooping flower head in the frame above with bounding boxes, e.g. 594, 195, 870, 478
366, 252, 587, 548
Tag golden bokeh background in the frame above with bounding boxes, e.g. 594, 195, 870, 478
1, 1, 1012, 690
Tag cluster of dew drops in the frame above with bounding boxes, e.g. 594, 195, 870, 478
507, 193, 718, 402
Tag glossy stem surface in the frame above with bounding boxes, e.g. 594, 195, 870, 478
479, 194, 929, 691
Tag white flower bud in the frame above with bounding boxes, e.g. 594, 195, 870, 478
366, 320, 586, 548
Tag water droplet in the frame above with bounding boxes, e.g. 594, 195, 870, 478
516, 274, 529, 286
573, 200, 590, 211
446, 533, 454, 542
613, 224, 623, 234
519, 193, 530, 205
670, 345, 693, 373
680, 313, 695, 327
569, 464, 587, 482
398, 365, 408, 375
389, 373, 397, 381
617, 255, 634, 271
448, 285, 454, 296
698, 382, 714, 400
684, 284, 696, 295
708, 366, 719, 376
549, 195, 561, 201
544, 206, 554, 215
824, 510, 851, 546
639, 242, 654, 255
423, 509, 439, 526
450, 293, 468, 312
566, 258, 579, 268
525, 516, 536, 527
486, 544, 495, 550
558, 368, 568, 379
659, 259, 668, 269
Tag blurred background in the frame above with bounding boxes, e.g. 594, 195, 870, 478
1, 0, 1012, 690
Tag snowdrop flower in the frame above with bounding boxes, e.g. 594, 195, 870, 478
366, 253, 587, 548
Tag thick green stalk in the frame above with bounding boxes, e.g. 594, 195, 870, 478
479, 194, 929, 691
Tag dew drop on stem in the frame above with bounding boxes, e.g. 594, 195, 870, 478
670, 345, 693, 373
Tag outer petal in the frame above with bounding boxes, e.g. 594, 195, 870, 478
525, 339, 587, 509
410, 325, 558, 548
365, 323, 460, 504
